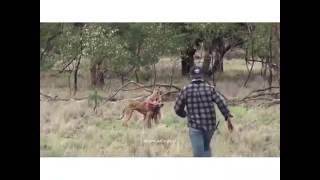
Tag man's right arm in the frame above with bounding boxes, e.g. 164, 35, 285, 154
174, 87, 187, 118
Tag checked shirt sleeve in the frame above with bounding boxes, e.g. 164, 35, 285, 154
174, 87, 187, 118
211, 87, 233, 120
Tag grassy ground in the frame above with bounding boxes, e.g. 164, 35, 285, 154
40, 58, 280, 157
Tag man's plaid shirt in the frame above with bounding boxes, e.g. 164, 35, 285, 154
174, 79, 233, 131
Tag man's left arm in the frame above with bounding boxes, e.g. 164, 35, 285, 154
211, 88, 234, 132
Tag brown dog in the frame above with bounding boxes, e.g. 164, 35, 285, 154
119, 87, 163, 128
119, 100, 163, 128
146, 86, 163, 120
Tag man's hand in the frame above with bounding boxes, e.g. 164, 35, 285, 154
176, 109, 187, 118
226, 118, 234, 133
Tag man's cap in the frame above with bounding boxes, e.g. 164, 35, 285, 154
190, 66, 203, 79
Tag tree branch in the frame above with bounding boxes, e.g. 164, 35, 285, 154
40, 30, 62, 62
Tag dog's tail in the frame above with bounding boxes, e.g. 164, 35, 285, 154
118, 107, 127, 120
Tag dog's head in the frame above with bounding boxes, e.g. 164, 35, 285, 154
150, 86, 163, 102
153, 86, 163, 96
153, 103, 164, 115
151, 102, 164, 108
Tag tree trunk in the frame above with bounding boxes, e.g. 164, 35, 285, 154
212, 51, 225, 73
96, 63, 105, 89
263, 57, 268, 78
90, 58, 105, 89
260, 57, 265, 77
211, 36, 227, 73
268, 30, 273, 89
120, 74, 125, 85
134, 68, 140, 83
169, 59, 177, 89
73, 24, 85, 95
152, 63, 157, 88
90, 64, 97, 87
181, 47, 196, 76
73, 58, 81, 95
181, 56, 189, 75
202, 52, 211, 75
135, 41, 142, 83
68, 72, 72, 96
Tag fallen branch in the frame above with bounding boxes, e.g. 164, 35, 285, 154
263, 99, 280, 107
162, 90, 180, 96
120, 81, 153, 93
40, 92, 56, 100
40, 80, 182, 103
40, 92, 88, 101
246, 59, 278, 68
119, 82, 181, 92
105, 81, 153, 101
250, 86, 280, 94
244, 86, 280, 98
121, 87, 149, 91
143, 83, 181, 91
242, 92, 279, 101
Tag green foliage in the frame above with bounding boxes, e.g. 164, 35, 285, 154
191, 23, 246, 42
40, 59, 55, 71
113, 23, 187, 69
244, 23, 279, 64
40, 23, 62, 49
246, 23, 272, 57
55, 24, 83, 60
40, 23, 279, 78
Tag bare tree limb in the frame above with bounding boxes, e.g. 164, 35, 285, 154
59, 56, 77, 73
250, 86, 280, 94
40, 92, 88, 101
243, 58, 255, 87
243, 27, 255, 87
73, 57, 81, 95
162, 90, 179, 96
105, 81, 153, 101
242, 92, 280, 101
147, 83, 181, 91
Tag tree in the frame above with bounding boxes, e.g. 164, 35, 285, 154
243, 23, 280, 87
192, 23, 246, 77
40, 23, 187, 90
109, 23, 186, 85
40, 23, 63, 70
83, 24, 129, 88
167, 23, 199, 76
40, 23, 279, 94
53, 23, 85, 95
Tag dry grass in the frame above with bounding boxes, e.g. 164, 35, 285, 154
40, 57, 280, 157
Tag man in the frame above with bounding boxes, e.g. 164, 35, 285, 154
174, 66, 234, 157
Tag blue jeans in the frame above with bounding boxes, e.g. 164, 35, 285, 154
189, 127, 215, 157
